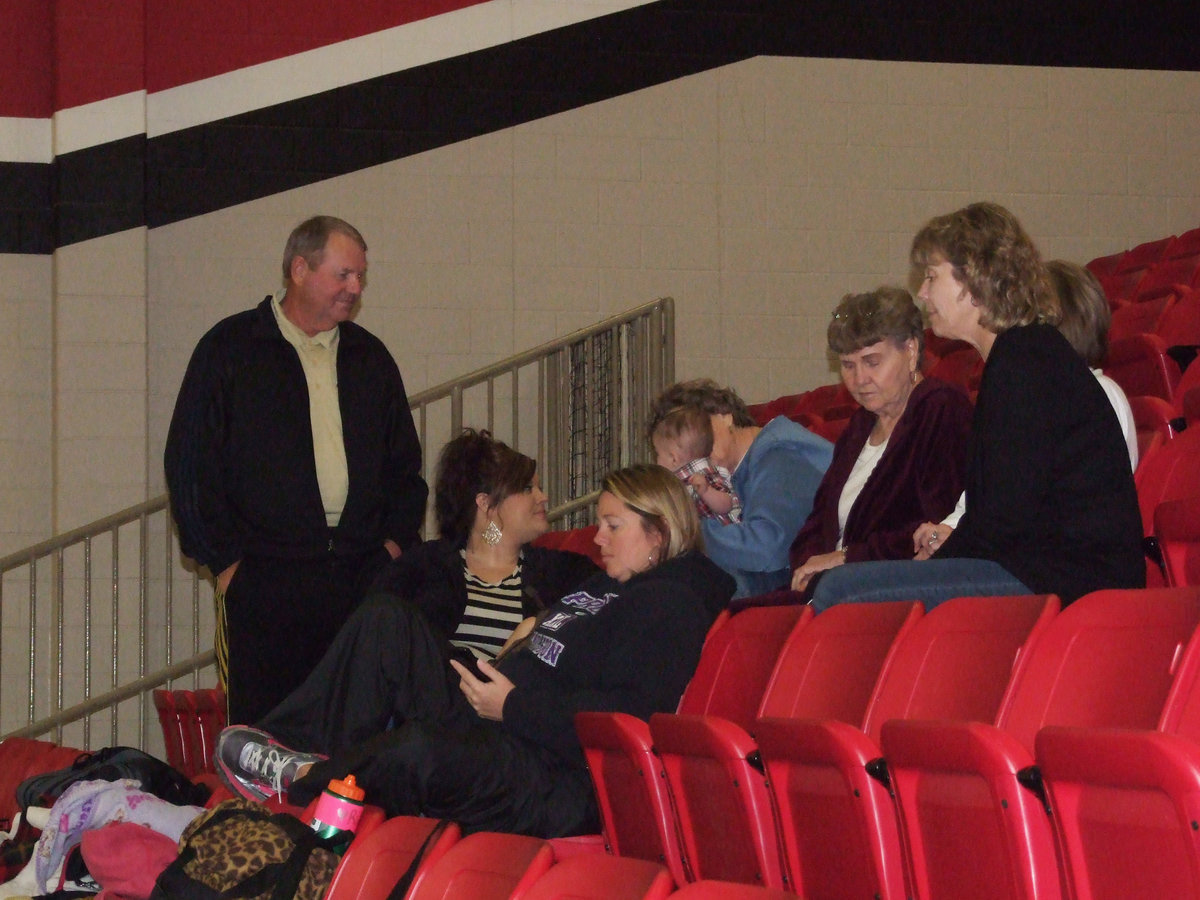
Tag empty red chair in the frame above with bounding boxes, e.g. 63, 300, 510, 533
1037, 617, 1200, 900
576, 603, 809, 885
407, 832, 554, 900
1166, 228, 1200, 260
756, 593, 1059, 900
650, 601, 922, 889
1155, 286, 1200, 348
670, 882, 794, 900
1136, 425, 1200, 587
532, 525, 602, 567
1108, 291, 1176, 343
152, 687, 227, 778
809, 415, 851, 442
0, 738, 85, 831
1098, 267, 1149, 306
882, 586, 1200, 900
1104, 333, 1181, 402
1085, 251, 1126, 281
929, 346, 983, 393
522, 855, 673, 900
1119, 237, 1174, 272
1157, 496, 1200, 589
324, 817, 460, 900
1130, 394, 1181, 464
1135, 258, 1200, 303
1173, 362, 1200, 420
1184, 385, 1200, 427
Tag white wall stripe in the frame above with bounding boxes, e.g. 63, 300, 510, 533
0, 117, 53, 164
2, 0, 657, 163
146, 0, 655, 139
55, 91, 147, 157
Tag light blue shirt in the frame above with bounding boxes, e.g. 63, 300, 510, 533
702, 416, 833, 598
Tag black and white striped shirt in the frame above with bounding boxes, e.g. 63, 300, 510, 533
452, 554, 525, 660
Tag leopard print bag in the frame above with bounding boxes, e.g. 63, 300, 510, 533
151, 799, 340, 900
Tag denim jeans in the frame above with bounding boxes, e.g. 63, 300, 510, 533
808, 557, 1031, 613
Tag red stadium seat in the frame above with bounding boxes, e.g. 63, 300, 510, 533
1134, 258, 1200, 303
1155, 285, 1200, 348
1166, 227, 1200, 260
929, 346, 983, 392
670, 882, 794, 900
407, 832, 554, 900
1118, 236, 1174, 272
0, 738, 85, 832
532, 525, 602, 567
1157, 496, 1200, 589
649, 601, 922, 889
1130, 394, 1181, 465
1098, 267, 1149, 306
1136, 425, 1200, 587
1085, 251, 1126, 281
755, 593, 1059, 900
324, 816, 460, 900
152, 686, 226, 778
575, 603, 808, 885
1108, 290, 1176, 343
1174, 362, 1200, 420
882, 587, 1200, 900
523, 855, 673, 900
1038, 612, 1200, 900
1104, 333, 1181, 402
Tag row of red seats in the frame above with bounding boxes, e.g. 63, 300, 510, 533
744, 329, 982, 439
580, 586, 1200, 899
326, 820, 793, 900
1088, 228, 1200, 308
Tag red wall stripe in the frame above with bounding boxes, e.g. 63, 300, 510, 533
0, 0, 489, 117
0, 1, 54, 117
55, 0, 145, 110
143, 0, 487, 93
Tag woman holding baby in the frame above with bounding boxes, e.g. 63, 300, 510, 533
648, 380, 833, 598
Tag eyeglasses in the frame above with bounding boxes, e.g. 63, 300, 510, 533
831, 308, 875, 320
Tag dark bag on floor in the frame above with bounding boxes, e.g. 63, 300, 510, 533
16, 746, 210, 813
150, 800, 340, 900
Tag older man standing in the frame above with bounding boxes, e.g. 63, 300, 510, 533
166, 215, 427, 724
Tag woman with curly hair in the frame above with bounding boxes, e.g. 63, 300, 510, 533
810, 202, 1143, 612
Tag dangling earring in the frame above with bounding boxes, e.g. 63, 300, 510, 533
482, 519, 503, 546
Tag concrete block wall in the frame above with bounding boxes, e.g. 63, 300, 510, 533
0, 55, 1197, 556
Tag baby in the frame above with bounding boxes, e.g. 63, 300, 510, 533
650, 406, 743, 524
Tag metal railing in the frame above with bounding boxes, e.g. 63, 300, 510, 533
0, 298, 673, 751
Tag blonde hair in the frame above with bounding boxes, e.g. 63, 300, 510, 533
1048, 259, 1110, 368
601, 464, 702, 560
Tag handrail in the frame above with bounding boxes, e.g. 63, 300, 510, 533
0, 299, 672, 753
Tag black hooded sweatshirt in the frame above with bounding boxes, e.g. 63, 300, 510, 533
497, 550, 735, 765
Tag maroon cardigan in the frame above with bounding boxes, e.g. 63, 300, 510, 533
789, 377, 973, 568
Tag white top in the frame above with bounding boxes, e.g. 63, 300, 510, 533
1092, 368, 1139, 472
837, 437, 888, 549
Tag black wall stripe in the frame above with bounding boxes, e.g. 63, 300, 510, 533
3, 0, 1196, 254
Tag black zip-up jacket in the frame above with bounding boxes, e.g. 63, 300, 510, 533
165, 297, 428, 574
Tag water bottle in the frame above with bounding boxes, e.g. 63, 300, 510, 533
308, 774, 365, 855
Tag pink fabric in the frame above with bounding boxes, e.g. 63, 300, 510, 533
82, 822, 179, 900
